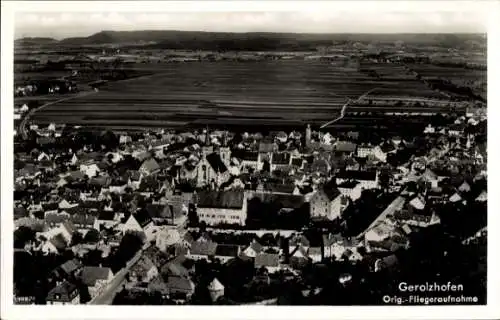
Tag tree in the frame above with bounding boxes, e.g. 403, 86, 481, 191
70, 231, 84, 246
83, 229, 100, 243
379, 169, 392, 192
14, 226, 36, 249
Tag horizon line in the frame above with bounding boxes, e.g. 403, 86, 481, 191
15, 29, 488, 41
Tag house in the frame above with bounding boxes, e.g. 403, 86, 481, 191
165, 276, 195, 299
208, 278, 225, 302
81, 266, 114, 298
308, 247, 322, 263
322, 233, 344, 259
364, 221, 400, 243
336, 170, 378, 190
58, 199, 79, 210
289, 246, 311, 269
46, 281, 80, 305
458, 181, 471, 193
121, 211, 155, 241
342, 247, 364, 262
310, 182, 343, 220
56, 259, 83, 279
41, 233, 68, 255
310, 158, 331, 175
334, 141, 357, 156
233, 150, 259, 171
357, 144, 374, 158
196, 191, 247, 226
80, 164, 100, 178
119, 135, 132, 144
161, 255, 193, 278
374, 254, 399, 272
337, 180, 363, 201
187, 240, 218, 261
422, 168, 439, 188
242, 239, 263, 258
71, 214, 97, 231
254, 253, 281, 273
214, 244, 240, 264
476, 190, 487, 202
424, 124, 435, 134
155, 228, 182, 252
94, 211, 118, 231
139, 158, 160, 176
129, 256, 158, 283
449, 192, 463, 203
257, 141, 278, 170
196, 152, 230, 187
271, 152, 292, 172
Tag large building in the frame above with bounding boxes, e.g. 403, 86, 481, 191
196, 191, 247, 226
309, 182, 343, 220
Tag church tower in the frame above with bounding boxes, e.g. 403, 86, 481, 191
305, 124, 312, 148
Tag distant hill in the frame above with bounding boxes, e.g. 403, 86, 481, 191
18, 30, 487, 50
14, 37, 58, 46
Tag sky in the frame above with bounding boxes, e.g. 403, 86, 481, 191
15, 10, 487, 40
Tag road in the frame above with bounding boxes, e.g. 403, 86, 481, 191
19, 91, 97, 139
320, 87, 379, 129
88, 247, 145, 305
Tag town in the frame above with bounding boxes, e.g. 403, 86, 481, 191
13, 105, 487, 305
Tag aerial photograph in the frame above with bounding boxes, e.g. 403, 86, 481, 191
11, 9, 487, 306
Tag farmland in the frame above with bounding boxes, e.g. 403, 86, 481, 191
27, 59, 474, 132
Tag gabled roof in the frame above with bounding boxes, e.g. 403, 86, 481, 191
70, 214, 96, 227
215, 244, 239, 257
272, 152, 290, 165
449, 192, 462, 203
97, 211, 115, 221
336, 170, 377, 181
259, 142, 276, 153
319, 180, 341, 201
42, 202, 59, 211
190, 241, 217, 256
334, 141, 357, 153
46, 281, 78, 302
255, 253, 280, 268
208, 278, 225, 291
409, 196, 426, 210
61, 220, 76, 234
232, 150, 258, 162
145, 204, 169, 219
60, 258, 83, 274
289, 235, 311, 247
131, 256, 156, 276
162, 259, 190, 278
131, 211, 153, 228
14, 207, 28, 219
476, 190, 487, 202
49, 233, 67, 251
81, 266, 112, 286
251, 193, 305, 210
140, 158, 160, 173
337, 180, 360, 189
45, 213, 69, 225
166, 276, 195, 292
206, 153, 228, 174
197, 191, 244, 209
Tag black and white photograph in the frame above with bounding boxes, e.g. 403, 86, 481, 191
1, 1, 499, 319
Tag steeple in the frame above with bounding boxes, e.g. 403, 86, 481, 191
205, 125, 210, 146
305, 124, 312, 148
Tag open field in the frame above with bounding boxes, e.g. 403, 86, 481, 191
29, 60, 477, 131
